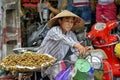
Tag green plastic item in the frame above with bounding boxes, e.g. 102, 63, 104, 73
72, 67, 87, 80
75, 58, 91, 72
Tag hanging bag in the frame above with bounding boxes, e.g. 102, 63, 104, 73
54, 65, 72, 80
72, 58, 91, 80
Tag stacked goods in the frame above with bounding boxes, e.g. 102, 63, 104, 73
0, 51, 56, 72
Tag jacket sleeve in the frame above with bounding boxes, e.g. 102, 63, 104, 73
47, 27, 78, 47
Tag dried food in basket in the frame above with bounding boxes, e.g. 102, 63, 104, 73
0, 51, 56, 72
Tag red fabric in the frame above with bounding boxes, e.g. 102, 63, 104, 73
61, 60, 67, 70
22, 0, 39, 3
30, 0, 39, 3
0, 75, 13, 79
21, 0, 40, 8
96, 2, 117, 23
22, 3, 37, 8
22, 0, 30, 3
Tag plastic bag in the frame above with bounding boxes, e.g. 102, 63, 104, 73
44, 60, 67, 79
54, 66, 72, 80
72, 67, 87, 80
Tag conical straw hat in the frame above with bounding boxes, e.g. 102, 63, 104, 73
48, 10, 85, 31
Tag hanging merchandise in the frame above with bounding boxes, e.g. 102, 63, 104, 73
42, 6, 49, 21
72, 67, 87, 80
72, 58, 91, 80
85, 50, 104, 79
42, 0, 49, 21
75, 58, 91, 72
94, 70, 104, 80
87, 67, 94, 80
85, 54, 103, 70
54, 66, 72, 80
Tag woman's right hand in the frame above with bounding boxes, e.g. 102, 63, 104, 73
74, 43, 86, 56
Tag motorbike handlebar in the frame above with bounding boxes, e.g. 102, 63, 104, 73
79, 37, 89, 43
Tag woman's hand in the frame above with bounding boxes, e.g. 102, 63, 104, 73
78, 45, 86, 56
74, 43, 88, 56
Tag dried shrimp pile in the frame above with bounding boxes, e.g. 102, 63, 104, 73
0, 51, 56, 72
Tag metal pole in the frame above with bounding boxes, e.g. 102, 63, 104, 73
0, 0, 2, 60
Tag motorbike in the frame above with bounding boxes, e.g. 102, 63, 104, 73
12, 19, 120, 80
87, 20, 120, 80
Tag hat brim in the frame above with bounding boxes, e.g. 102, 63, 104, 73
48, 10, 85, 31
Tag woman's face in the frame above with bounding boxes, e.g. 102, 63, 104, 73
59, 17, 75, 34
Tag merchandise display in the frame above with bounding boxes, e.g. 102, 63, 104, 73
0, 51, 56, 72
